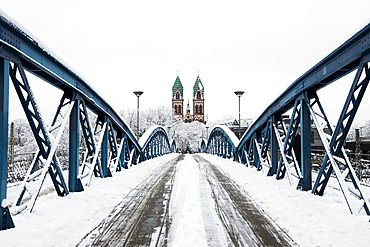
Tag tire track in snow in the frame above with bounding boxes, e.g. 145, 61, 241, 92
194, 154, 297, 247
167, 154, 230, 246
77, 154, 183, 247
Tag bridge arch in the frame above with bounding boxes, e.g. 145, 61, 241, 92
0, 14, 177, 228
199, 139, 207, 153
139, 126, 172, 161
205, 24, 370, 216
170, 138, 178, 153
206, 126, 239, 160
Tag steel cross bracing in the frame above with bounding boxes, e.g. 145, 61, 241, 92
0, 15, 176, 230
309, 54, 370, 215
9, 62, 70, 213
204, 23, 370, 216
140, 126, 172, 161
275, 99, 303, 185
199, 139, 207, 153
205, 126, 238, 160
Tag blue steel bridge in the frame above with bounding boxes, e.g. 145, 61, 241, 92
1, 14, 370, 231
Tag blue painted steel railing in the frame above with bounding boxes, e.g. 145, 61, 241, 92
0, 15, 176, 230
205, 23, 370, 216
139, 126, 173, 161
206, 126, 239, 160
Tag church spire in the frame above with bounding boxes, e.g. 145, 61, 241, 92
172, 71, 184, 120
193, 75, 204, 98
192, 73, 206, 124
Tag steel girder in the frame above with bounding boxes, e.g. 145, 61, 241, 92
275, 99, 303, 184
232, 65, 370, 215
309, 54, 370, 215
170, 139, 177, 153
140, 126, 171, 161
203, 24, 370, 215
206, 126, 238, 160
0, 58, 14, 230
9, 61, 69, 213
113, 136, 130, 171
0, 14, 176, 230
0, 14, 142, 168
5, 59, 143, 214
68, 96, 84, 193
199, 139, 207, 153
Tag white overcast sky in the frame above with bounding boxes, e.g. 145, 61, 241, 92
2, 0, 370, 124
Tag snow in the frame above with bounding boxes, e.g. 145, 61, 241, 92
168, 156, 210, 246
1, 153, 370, 246
138, 125, 161, 147
206, 154, 370, 246
213, 125, 240, 147
0, 9, 86, 86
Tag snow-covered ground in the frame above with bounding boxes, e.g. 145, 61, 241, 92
206, 154, 370, 246
1, 153, 370, 246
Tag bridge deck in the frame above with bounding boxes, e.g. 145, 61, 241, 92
78, 154, 295, 246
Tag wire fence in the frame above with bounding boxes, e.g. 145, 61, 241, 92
7, 150, 70, 184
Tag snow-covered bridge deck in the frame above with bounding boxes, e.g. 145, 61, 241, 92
2, 154, 370, 246
78, 154, 294, 246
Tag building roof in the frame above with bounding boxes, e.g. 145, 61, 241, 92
172, 75, 183, 97
193, 75, 204, 98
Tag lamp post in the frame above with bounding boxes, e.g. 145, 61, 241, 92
133, 91, 143, 138
234, 91, 244, 139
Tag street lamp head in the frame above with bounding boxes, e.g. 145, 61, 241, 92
133, 91, 144, 97
234, 91, 245, 97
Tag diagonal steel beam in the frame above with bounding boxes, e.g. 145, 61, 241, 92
275, 100, 301, 183
307, 54, 370, 215
9, 62, 70, 212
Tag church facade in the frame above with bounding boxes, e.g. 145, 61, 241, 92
172, 73, 206, 124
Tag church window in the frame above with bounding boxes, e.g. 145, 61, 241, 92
200, 105, 202, 114
176, 92, 180, 99
174, 105, 177, 114
196, 105, 198, 114
197, 91, 201, 99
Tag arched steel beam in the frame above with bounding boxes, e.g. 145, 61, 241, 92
139, 126, 171, 161
200, 139, 207, 153
222, 22, 370, 215
238, 22, 370, 153
170, 139, 178, 153
206, 126, 239, 160
0, 15, 141, 153
0, 14, 143, 225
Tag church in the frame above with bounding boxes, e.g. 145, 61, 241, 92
172, 73, 206, 124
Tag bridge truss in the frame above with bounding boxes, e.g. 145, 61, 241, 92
0, 15, 175, 230
206, 23, 370, 216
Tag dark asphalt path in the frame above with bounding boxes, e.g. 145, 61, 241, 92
77, 154, 296, 247
195, 154, 295, 246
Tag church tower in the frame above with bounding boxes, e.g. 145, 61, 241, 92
193, 75, 206, 124
184, 99, 193, 123
172, 73, 184, 119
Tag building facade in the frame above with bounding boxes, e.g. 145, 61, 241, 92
172, 73, 206, 124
